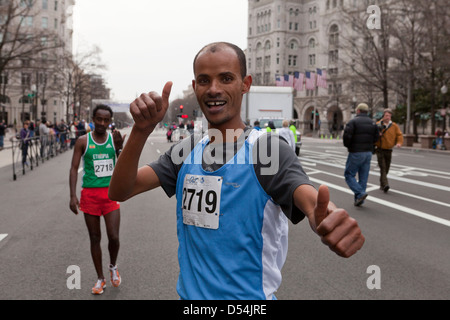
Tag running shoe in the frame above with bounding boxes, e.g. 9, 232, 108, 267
92, 279, 106, 295
109, 264, 121, 287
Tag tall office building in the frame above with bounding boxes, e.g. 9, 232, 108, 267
0, 0, 75, 126
247, 0, 376, 135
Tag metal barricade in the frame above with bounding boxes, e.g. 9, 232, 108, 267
10, 132, 69, 181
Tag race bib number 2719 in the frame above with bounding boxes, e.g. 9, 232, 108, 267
182, 174, 222, 230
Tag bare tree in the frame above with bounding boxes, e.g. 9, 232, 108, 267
413, 0, 450, 134
0, 0, 62, 92
338, 1, 397, 110
53, 45, 107, 122
339, 0, 450, 135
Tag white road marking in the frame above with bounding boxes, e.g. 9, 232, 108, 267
300, 155, 450, 192
307, 176, 450, 228
0, 234, 8, 242
306, 167, 450, 209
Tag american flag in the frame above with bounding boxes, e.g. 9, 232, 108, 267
294, 72, 304, 91
284, 74, 294, 87
316, 68, 327, 88
305, 71, 316, 90
275, 75, 284, 87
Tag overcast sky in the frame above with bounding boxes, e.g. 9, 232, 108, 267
73, 0, 248, 103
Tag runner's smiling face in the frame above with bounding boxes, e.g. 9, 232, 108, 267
192, 47, 251, 131
92, 109, 111, 135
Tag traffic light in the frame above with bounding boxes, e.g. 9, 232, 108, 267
179, 105, 184, 110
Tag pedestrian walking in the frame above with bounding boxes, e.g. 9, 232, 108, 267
69, 121, 77, 149
278, 119, 295, 151
109, 42, 364, 300
69, 104, 126, 295
166, 127, 173, 142
343, 103, 380, 206
289, 121, 297, 143
58, 119, 68, 151
375, 108, 404, 193
39, 118, 49, 159
0, 121, 6, 151
266, 120, 276, 132
20, 120, 31, 166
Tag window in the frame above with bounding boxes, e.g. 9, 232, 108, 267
289, 40, 298, 50
21, 16, 33, 27
288, 55, 297, 67
329, 50, 339, 63
329, 24, 339, 46
256, 57, 262, 69
20, 0, 33, 8
43, 0, 48, 9
0, 73, 8, 85
42, 17, 48, 28
21, 73, 31, 86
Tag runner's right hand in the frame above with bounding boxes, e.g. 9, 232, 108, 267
70, 196, 79, 215
130, 81, 173, 134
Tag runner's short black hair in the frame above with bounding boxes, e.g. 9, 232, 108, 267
93, 104, 113, 118
193, 42, 247, 79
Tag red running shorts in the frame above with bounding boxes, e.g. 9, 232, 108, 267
79, 187, 120, 217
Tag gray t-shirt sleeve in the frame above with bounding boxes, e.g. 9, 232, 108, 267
253, 134, 312, 224
149, 134, 197, 198
149, 132, 313, 224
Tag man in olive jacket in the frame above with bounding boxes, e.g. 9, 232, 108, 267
375, 108, 404, 193
343, 103, 380, 206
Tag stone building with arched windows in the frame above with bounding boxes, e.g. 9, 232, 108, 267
247, 0, 387, 137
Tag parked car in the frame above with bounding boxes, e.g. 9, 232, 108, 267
258, 118, 302, 156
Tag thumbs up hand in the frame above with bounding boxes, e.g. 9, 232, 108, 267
130, 81, 173, 135
313, 185, 365, 258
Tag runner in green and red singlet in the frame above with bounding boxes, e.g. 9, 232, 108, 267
69, 104, 126, 295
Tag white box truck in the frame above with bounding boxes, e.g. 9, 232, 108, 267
241, 86, 295, 126
241, 86, 301, 155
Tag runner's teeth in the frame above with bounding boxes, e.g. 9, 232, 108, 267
207, 102, 226, 106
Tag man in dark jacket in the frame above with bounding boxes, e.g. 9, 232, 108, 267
343, 103, 380, 206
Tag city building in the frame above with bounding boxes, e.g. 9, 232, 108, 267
0, 0, 76, 126
247, 0, 390, 136
0, 0, 108, 128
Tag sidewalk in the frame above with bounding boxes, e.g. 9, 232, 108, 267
0, 126, 156, 170
302, 136, 450, 155
2, 130, 449, 171
0, 130, 18, 169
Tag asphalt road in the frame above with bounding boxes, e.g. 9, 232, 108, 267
0, 129, 449, 300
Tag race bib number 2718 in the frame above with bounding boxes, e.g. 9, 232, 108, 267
182, 174, 222, 230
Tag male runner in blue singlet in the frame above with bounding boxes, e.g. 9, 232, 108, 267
109, 42, 365, 299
